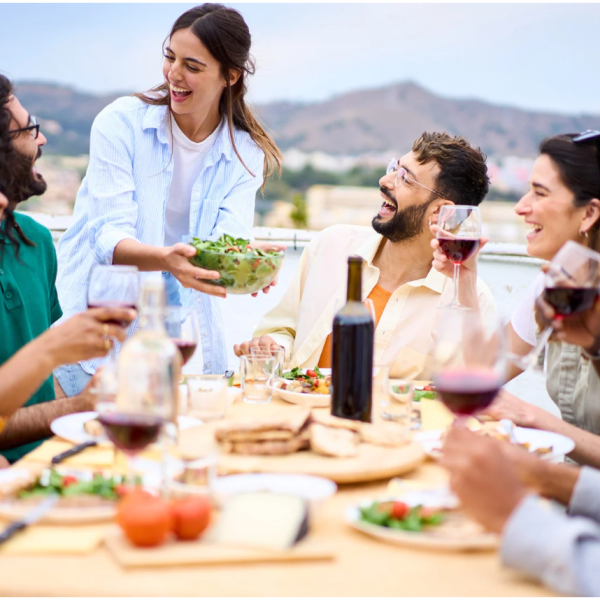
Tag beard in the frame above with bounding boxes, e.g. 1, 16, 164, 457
11, 147, 47, 203
372, 187, 435, 243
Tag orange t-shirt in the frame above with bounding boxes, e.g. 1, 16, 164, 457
318, 284, 393, 368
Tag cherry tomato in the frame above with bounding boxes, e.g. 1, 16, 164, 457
61, 475, 78, 487
117, 494, 172, 548
171, 496, 212, 541
391, 501, 409, 520
306, 369, 317, 378
423, 385, 435, 391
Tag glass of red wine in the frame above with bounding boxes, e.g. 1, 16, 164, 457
436, 205, 482, 308
432, 307, 506, 420
508, 240, 600, 371
87, 265, 139, 325
164, 307, 200, 368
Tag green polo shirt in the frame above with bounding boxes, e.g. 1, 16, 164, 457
0, 213, 62, 463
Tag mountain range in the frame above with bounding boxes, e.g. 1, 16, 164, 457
14, 80, 600, 159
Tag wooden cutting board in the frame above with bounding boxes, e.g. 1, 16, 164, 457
180, 420, 425, 484
105, 525, 335, 567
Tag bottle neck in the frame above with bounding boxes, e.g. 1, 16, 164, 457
137, 281, 167, 333
346, 256, 363, 302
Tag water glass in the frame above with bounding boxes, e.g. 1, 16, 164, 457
240, 354, 276, 404
382, 379, 414, 431
250, 346, 285, 377
187, 375, 228, 421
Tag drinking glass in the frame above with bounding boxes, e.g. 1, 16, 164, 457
164, 306, 201, 367
432, 307, 506, 419
508, 240, 600, 371
240, 354, 276, 404
250, 346, 285, 377
383, 379, 414, 432
187, 375, 228, 421
87, 265, 139, 323
436, 205, 482, 308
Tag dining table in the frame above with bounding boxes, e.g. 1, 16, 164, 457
0, 392, 555, 597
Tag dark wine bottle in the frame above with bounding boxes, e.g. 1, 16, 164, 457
331, 256, 374, 422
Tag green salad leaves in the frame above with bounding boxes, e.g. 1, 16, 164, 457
189, 234, 284, 295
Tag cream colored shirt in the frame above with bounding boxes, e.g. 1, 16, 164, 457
254, 224, 497, 380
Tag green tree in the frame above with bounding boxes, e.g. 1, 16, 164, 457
290, 193, 308, 229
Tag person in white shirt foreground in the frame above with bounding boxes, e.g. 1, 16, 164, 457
234, 132, 496, 379
55, 4, 283, 396
441, 425, 600, 596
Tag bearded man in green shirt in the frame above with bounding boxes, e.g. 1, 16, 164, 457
0, 75, 135, 463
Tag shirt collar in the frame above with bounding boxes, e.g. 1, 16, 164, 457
355, 229, 445, 294
142, 103, 233, 162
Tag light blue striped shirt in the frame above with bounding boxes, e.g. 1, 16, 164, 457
56, 96, 264, 374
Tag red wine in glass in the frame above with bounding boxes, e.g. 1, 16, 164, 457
88, 301, 136, 327
543, 287, 599, 319
435, 369, 502, 415
98, 413, 164, 454
438, 237, 480, 264
173, 340, 197, 365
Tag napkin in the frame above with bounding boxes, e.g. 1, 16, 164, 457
0, 522, 107, 555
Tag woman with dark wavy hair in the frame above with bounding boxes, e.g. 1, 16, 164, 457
55, 4, 283, 395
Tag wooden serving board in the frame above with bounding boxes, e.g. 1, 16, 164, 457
180, 421, 425, 485
105, 525, 335, 568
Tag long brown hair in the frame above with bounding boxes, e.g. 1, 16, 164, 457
133, 4, 282, 190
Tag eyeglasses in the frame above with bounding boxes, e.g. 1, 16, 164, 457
573, 130, 600, 174
386, 158, 447, 200
8, 115, 40, 140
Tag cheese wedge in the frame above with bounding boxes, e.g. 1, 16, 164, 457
215, 492, 309, 550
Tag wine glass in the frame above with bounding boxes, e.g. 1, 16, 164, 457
164, 306, 201, 367
87, 265, 139, 323
508, 240, 600, 371
436, 205, 482, 308
432, 307, 506, 420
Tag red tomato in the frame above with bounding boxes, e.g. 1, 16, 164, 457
117, 495, 172, 548
61, 475, 78, 487
423, 385, 435, 391
171, 496, 212, 541
391, 501, 409, 520
306, 369, 317, 378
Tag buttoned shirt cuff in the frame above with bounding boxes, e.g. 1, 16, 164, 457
568, 466, 600, 522
502, 494, 600, 596
94, 228, 138, 265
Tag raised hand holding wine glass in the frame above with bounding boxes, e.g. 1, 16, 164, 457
508, 240, 600, 371
436, 205, 482, 308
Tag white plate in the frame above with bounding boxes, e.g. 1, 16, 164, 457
275, 368, 331, 408
50, 411, 203, 446
345, 502, 498, 551
414, 426, 575, 461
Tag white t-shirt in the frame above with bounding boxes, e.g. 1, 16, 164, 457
163, 117, 222, 247
510, 272, 545, 346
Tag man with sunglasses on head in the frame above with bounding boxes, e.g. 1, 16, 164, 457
0, 75, 135, 464
234, 132, 495, 378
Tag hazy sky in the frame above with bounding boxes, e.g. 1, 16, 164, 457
1, 3, 599, 115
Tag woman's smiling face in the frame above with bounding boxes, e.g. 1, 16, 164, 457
162, 28, 229, 119
515, 154, 590, 261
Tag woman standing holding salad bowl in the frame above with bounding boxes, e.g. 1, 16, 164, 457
55, 4, 282, 394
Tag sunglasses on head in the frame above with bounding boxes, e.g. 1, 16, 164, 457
573, 130, 600, 174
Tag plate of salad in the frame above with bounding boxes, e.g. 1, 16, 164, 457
0, 467, 133, 524
345, 493, 498, 551
276, 367, 332, 408
189, 234, 285, 295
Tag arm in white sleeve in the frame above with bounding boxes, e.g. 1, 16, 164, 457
86, 107, 140, 265
502, 494, 600, 596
